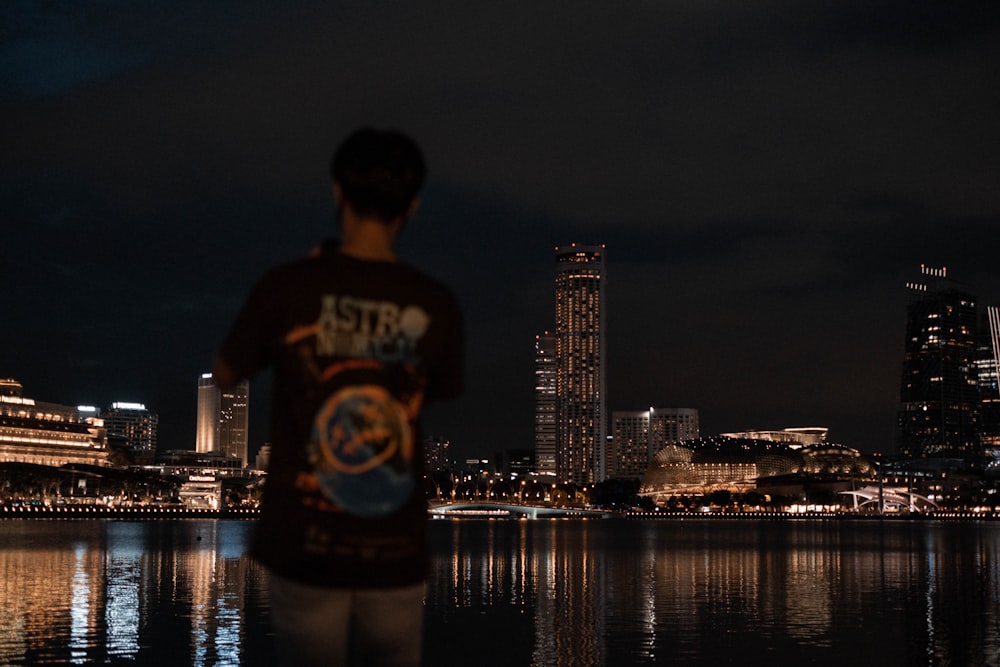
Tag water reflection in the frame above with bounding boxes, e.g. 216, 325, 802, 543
425, 518, 1000, 667
0, 520, 271, 666
1, 518, 998, 666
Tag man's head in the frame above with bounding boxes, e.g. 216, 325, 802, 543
330, 128, 426, 223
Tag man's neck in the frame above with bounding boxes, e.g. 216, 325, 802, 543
338, 212, 401, 262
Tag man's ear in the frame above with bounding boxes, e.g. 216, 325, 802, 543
332, 182, 344, 206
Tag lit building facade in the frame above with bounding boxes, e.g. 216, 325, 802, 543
196, 374, 218, 455
977, 305, 1000, 451
639, 436, 874, 503
533, 333, 557, 475
195, 373, 249, 467
554, 244, 607, 484
0, 378, 108, 467
720, 427, 827, 447
896, 265, 981, 460
611, 408, 700, 479
424, 435, 451, 473
255, 444, 272, 471
102, 402, 158, 465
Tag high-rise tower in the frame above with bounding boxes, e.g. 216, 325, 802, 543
534, 333, 557, 475
896, 265, 981, 461
554, 244, 606, 484
102, 402, 158, 465
196, 373, 250, 467
196, 374, 219, 454
978, 305, 1000, 450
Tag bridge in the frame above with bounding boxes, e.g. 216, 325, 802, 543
428, 501, 612, 519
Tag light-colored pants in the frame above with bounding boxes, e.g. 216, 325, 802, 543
267, 572, 425, 667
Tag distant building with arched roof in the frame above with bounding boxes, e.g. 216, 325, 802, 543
639, 434, 875, 505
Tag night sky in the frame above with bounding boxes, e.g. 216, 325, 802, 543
3, 2, 999, 463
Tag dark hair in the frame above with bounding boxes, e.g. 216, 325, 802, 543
330, 127, 426, 222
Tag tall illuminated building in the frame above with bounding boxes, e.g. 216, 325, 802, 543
554, 244, 607, 484
196, 373, 249, 467
102, 402, 158, 465
424, 435, 452, 473
896, 265, 981, 461
977, 305, 1000, 450
196, 374, 218, 454
534, 333, 557, 475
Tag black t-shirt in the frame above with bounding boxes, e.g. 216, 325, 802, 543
217, 249, 463, 587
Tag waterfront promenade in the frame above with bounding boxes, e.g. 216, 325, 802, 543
0, 504, 260, 519
3, 501, 999, 520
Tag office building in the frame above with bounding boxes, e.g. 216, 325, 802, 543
896, 265, 981, 460
195, 374, 218, 455
533, 333, 557, 475
424, 435, 452, 473
611, 408, 699, 479
255, 444, 272, 471
195, 373, 249, 467
102, 402, 158, 465
554, 244, 607, 484
497, 448, 535, 478
978, 305, 1000, 450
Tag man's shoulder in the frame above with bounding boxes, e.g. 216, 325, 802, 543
252, 253, 333, 288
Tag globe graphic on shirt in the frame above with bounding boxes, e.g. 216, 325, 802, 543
311, 385, 414, 517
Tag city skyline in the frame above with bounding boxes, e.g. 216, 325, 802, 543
3, 255, 999, 467
3, 256, 1000, 466
3, 3, 1000, 461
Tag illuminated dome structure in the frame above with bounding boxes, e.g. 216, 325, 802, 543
798, 444, 874, 476
639, 436, 875, 505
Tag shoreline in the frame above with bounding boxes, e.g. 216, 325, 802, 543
2, 504, 999, 521
0, 505, 260, 520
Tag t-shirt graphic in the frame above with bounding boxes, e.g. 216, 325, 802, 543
311, 384, 414, 517
288, 292, 431, 518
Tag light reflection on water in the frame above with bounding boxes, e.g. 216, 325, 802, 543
0, 520, 271, 666
423, 518, 1000, 667
0, 518, 998, 666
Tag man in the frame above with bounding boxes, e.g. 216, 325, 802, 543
213, 128, 463, 666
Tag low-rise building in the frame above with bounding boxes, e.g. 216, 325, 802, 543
0, 379, 108, 468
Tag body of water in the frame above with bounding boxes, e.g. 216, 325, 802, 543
1, 517, 998, 666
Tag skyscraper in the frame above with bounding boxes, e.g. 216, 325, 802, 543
534, 332, 557, 476
978, 305, 1000, 450
896, 265, 981, 461
424, 435, 452, 473
554, 244, 606, 484
196, 374, 219, 455
102, 402, 158, 465
196, 373, 250, 467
